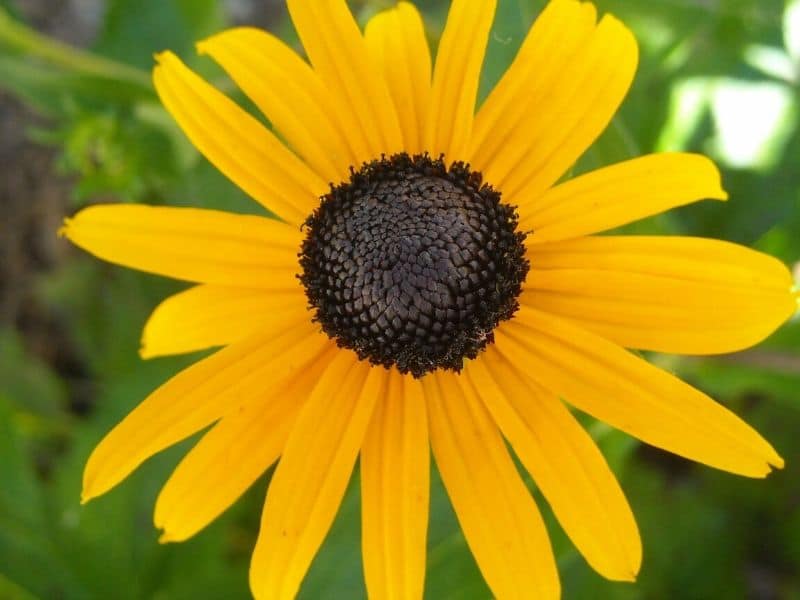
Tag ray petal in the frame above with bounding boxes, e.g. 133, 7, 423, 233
364, 2, 432, 154
361, 372, 429, 599
286, 0, 403, 162
471, 2, 637, 203
523, 236, 797, 354
197, 27, 355, 183
424, 0, 497, 162
498, 308, 784, 477
154, 345, 335, 542
141, 284, 309, 358
249, 355, 380, 600
520, 153, 728, 241
425, 370, 560, 599
153, 51, 325, 224
82, 321, 329, 502
467, 351, 641, 581
61, 204, 303, 288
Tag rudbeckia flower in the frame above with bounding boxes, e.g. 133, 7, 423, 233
61, 0, 798, 598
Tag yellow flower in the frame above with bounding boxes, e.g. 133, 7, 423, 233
61, 0, 797, 598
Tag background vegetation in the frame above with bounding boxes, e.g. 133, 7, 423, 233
0, 0, 798, 598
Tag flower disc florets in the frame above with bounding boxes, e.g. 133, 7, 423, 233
300, 153, 529, 377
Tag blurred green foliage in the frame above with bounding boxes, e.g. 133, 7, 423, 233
0, 0, 798, 598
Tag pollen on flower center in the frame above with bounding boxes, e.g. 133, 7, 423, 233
299, 153, 529, 377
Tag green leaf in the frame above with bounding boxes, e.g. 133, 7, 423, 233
95, 0, 226, 71
0, 396, 80, 599
0, 330, 67, 419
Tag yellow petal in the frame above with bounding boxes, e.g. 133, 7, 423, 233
82, 321, 328, 503
424, 0, 497, 162
286, 0, 403, 162
61, 204, 302, 288
471, 4, 637, 203
424, 371, 560, 600
154, 344, 335, 542
521, 153, 728, 241
498, 308, 784, 477
471, 0, 597, 165
524, 236, 797, 354
364, 2, 431, 155
361, 371, 429, 600
197, 27, 355, 184
153, 51, 325, 224
467, 350, 641, 582
141, 284, 309, 359
249, 354, 379, 600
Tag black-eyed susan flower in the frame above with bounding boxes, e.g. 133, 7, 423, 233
61, 0, 798, 598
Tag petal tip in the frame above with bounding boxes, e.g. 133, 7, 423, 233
711, 181, 729, 202
158, 530, 178, 544
693, 154, 728, 200
80, 482, 99, 505
712, 182, 730, 201
747, 454, 784, 479
138, 343, 156, 360
769, 453, 785, 471
138, 329, 158, 360
607, 567, 639, 583
153, 51, 172, 66
81, 448, 119, 503
57, 218, 72, 239
761, 441, 785, 473
598, 555, 642, 583
599, 12, 640, 70
195, 34, 218, 56
155, 505, 193, 544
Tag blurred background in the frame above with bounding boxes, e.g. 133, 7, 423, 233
1, 0, 799, 598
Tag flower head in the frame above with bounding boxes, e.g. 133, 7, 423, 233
61, 1, 797, 598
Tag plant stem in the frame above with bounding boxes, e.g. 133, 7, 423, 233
0, 7, 152, 91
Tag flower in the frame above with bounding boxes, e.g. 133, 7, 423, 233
61, 0, 798, 598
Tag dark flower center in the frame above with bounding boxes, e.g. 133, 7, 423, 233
299, 153, 529, 378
